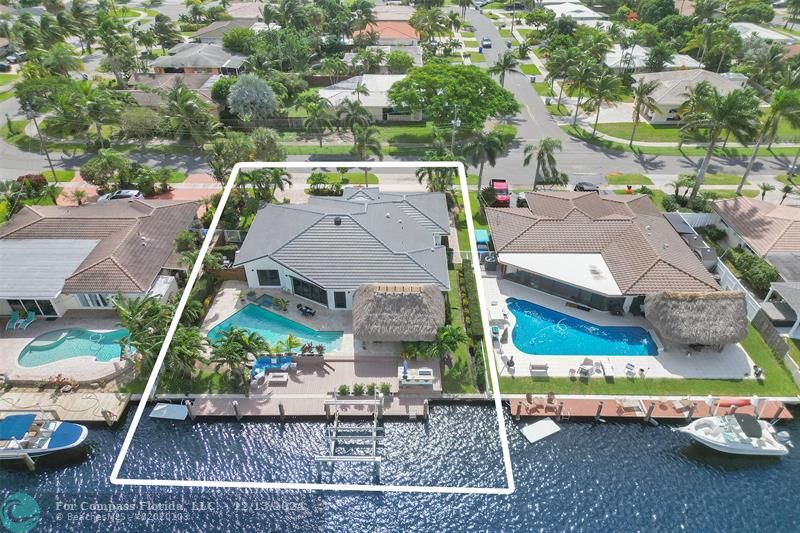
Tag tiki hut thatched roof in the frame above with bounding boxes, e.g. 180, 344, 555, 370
352, 283, 445, 342
644, 291, 748, 346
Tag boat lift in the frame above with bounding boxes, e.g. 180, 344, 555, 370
315, 393, 385, 483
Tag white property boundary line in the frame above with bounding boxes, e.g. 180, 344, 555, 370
110, 161, 515, 495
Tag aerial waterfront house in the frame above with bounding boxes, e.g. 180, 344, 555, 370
0, 200, 198, 318
150, 43, 246, 75
485, 191, 720, 313
234, 187, 450, 310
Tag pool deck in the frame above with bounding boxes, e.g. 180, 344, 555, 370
0, 391, 130, 424
0, 310, 133, 384
482, 277, 755, 381
202, 281, 402, 357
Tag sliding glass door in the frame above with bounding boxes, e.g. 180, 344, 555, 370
7, 299, 58, 317
290, 277, 328, 306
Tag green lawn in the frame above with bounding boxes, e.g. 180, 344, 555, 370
776, 174, 798, 187
517, 28, 535, 39
606, 173, 653, 185
519, 63, 541, 76
50, 169, 76, 182
499, 29, 513, 38
463, 40, 479, 48
320, 171, 379, 184
546, 103, 569, 116
443, 270, 476, 393
704, 173, 746, 186
167, 169, 188, 183
500, 325, 797, 395
120, 370, 243, 395
532, 82, 555, 97
453, 191, 486, 252
708, 189, 759, 199
0, 91, 13, 103
461, 31, 475, 38
0, 73, 17, 85
470, 53, 486, 63
788, 338, 800, 367
595, 117, 800, 144
375, 123, 435, 144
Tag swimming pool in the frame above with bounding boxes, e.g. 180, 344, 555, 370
207, 304, 343, 352
506, 298, 658, 356
18, 328, 129, 367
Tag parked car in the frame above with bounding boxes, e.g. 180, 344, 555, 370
490, 179, 510, 207
6, 52, 26, 64
97, 189, 143, 202
481, 37, 492, 49
574, 182, 599, 193
473, 0, 491, 7
0, 63, 10, 73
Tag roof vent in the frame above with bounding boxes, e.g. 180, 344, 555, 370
334, 216, 342, 226
663, 243, 669, 249
385, 212, 391, 218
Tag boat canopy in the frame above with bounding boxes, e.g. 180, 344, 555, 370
734, 413, 763, 439
0, 414, 36, 440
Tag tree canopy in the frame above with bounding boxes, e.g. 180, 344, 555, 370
388, 61, 520, 129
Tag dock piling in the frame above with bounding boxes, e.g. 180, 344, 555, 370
515, 402, 521, 421
279, 403, 285, 421
644, 403, 658, 426
21, 454, 35, 471
232, 400, 241, 421
685, 404, 695, 422
594, 401, 605, 423
184, 400, 195, 421
771, 405, 785, 425
556, 401, 564, 421
423, 399, 429, 421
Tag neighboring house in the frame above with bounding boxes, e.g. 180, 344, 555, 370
545, 3, 607, 21
485, 191, 720, 312
356, 21, 419, 46
731, 22, 794, 44
150, 43, 246, 75
234, 187, 451, 310
712, 197, 800, 282
0, 200, 199, 318
604, 44, 701, 74
374, 5, 415, 21
318, 74, 422, 122
225, 2, 264, 19
192, 19, 266, 44
126, 73, 220, 115
343, 45, 423, 73
633, 69, 746, 124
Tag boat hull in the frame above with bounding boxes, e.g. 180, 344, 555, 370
0, 422, 88, 460
682, 430, 789, 457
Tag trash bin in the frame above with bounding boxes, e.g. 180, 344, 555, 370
478, 46, 483, 54
506, 41, 512, 49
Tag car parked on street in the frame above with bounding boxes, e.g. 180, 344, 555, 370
97, 189, 143, 202
574, 182, 599, 193
490, 179, 511, 207
481, 37, 492, 49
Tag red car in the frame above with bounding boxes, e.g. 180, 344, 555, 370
490, 179, 510, 207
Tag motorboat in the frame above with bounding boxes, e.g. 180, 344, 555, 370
678, 413, 792, 457
0, 413, 88, 460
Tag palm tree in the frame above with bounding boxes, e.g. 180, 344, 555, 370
523, 137, 563, 190
758, 182, 775, 200
70, 189, 87, 206
263, 168, 292, 199
353, 81, 370, 103
425, 324, 468, 361
681, 88, 761, 200
320, 57, 348, 86
161, 84, 219, 147
462, 130, 506, 191
738, 88, 800, 194
489, 50, 519, 87
163, 326, 205, 383
545, 47, 579, 108
780, 184, 797, 204
629, 79, 660, 146
78, 81, 121, 147
409, 7, 448, 42
351, 124, 383, 185
568, 58, 599, 126
41, 42, 83, 76
336, 99, 371, 133
447, 12, 462, 33
303, 100, 336, 147
210, 327, 267, 387
585, 71, 624, 137
457, 0, 472, 17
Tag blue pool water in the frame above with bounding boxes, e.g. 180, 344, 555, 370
207, 304, 343, 352
17, 328, 129, 367
507, 297, 658, 356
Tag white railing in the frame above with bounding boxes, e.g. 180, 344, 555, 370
715, 259, 761, 320
677, 212, 720, 228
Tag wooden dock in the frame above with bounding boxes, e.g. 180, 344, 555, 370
187, 395, 428, 419
0, 391, 130, 424
509, 397, 794, 422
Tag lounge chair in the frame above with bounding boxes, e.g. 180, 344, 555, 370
16, 312, 35, 330
5, 311, 20, 331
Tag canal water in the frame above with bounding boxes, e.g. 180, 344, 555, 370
2, 404, 799, 532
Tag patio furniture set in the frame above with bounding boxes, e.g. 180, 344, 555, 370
4, 311, 36, 332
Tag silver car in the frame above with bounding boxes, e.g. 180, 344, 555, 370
97, 189, 143, 202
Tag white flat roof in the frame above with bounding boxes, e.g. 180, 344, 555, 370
0, 239, 98, 299
498, 253, 622, 296
731, 22, 794, 43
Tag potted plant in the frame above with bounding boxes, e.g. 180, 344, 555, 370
337, 384, 350, 396
300, 342, 314, 356
379, 382, 391, 395
315, 344, 325, 357
352, 383, 365, 396
366, 383, 377, 396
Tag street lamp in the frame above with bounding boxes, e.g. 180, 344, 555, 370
25, 108, 57, 184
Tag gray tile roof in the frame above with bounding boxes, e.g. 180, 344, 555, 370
235, 190, 450, 291
0, 240, 98, 299
486, 192, 718, 295
152, 43, 246, 70
0, 200, 198, 295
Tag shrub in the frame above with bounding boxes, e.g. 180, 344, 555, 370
352, 383, 365, 396
687, 196, 711, 213
729, 249, 780, 296
462, 261, 484, 339
337, 384, 350, 396
366, 383, 377, 396
16, 173, 48, 191
379, 382, 391, 395
175, 230, 197, 252
675, 195, 689, 207
661, 195, 678, 212
698, 225, 725, 242
472, 344, 486, 393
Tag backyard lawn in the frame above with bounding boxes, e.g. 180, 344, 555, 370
443, 270, 477, 393
606, 173, 652, 186
499, 326, 798, 396
453, 191, 487, 253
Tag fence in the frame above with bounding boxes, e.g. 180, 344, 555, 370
677, 212, 720, 228
714, 259, 761, 321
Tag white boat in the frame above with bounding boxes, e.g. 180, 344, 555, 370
678, 413, 792, 457
0, 413, 88, 460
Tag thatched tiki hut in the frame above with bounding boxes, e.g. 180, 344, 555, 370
644, 291, 748, 350
352, 283, 446, 342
